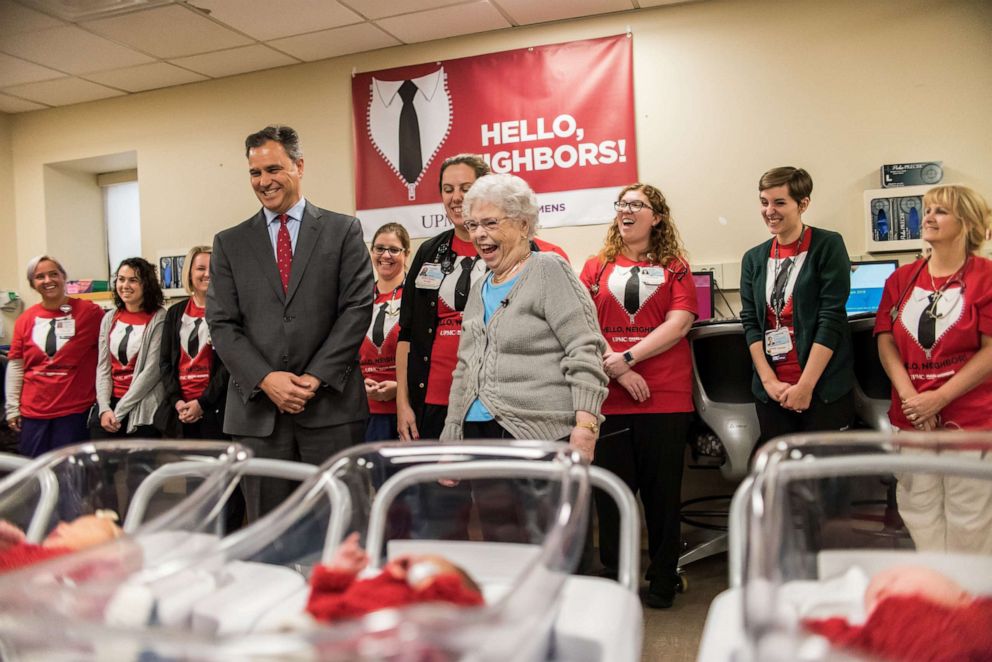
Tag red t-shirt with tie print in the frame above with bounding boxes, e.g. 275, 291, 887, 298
764, 230, 813, 385
580, 255, 697, 414
108, 309, 154, 398
178, 299, 213, 402
8, 298, 102, 419
874, 256, 992, 430
360, 284, 404, 415
425, 235, 486, 406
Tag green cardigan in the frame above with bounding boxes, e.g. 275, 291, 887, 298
739, 226, 855, 404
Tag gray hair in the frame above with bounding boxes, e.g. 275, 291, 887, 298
245, 125, 303, 161
463, 173, 539, 239
26, 255, 66, 289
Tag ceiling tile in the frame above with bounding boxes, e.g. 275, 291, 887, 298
377, 1, 510, 44
638, 0, 698, 6
169, 44, 298, 78
0, 92, 48, 113
84, 62, 208, 92
1, 25, 155, 74
0, 0, 65, 36
194, 0, 362, 41
269, 23, 400, 61
342, 0, 468, 20
2, 76, 124, 106
494, 0, 633, 25
0, 52, 64, 87
83, 4, 253, 58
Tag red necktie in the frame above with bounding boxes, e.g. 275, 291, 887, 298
277, 213, 292, 293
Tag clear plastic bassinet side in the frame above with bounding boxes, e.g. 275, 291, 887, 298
0, 440, 596, 662
740, 431, 992, 662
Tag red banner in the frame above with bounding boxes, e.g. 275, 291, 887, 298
352, 34, 637, 239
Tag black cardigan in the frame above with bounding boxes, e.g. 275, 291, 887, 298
158, 298, 229, 435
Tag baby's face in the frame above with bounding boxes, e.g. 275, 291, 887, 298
385, 554, 463, 591
42, 515, 121, 551
865, 565, 971, 614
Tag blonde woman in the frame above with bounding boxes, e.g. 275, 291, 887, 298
580, 183, 697, 609
875, 185, 992, 552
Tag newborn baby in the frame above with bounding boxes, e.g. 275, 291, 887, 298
306, 532, 484, 623
805, 565, 992, 661
0, 510, 123, 572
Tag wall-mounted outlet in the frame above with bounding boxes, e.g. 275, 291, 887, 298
692, 263, 724, 286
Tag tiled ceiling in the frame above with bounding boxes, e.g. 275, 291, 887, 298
0, 0, 694, 114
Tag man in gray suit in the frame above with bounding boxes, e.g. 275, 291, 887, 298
207, 125, 373, 518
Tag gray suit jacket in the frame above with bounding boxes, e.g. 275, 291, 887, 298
207, 201, 374, 437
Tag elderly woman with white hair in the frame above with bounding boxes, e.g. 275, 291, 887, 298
440, 174, 608, 461
4, 256, 103, 456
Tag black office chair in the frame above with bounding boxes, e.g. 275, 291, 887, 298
678, 321, 761, 573
849, 313, 892, 431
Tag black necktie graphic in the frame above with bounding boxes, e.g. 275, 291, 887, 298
187, 318, 202, 358
398, 80, 422, 184
372, 302, 388, 347
918, 292, 940, 350
771, 257, 794, 315
45, 319, 57, 358
117, 325, 133, 365
454, 257, 474, 312
624, 266, 641, 315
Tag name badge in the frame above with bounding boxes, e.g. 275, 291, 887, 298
55, 317, 76, 340
640, 267, 666, 286
764, 327, 792, 360
414, 263, 444, 290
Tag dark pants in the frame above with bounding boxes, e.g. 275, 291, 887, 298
594, 411, 693, 599
408, 403, 472, 539
417, 403, 448, 440
365, 413, 399, 442
463, 419, 595, 572
19, 411, 89, 458
181, 414, 245, 533
90, 398, 162, 439
234, 415, 365, 521
754, 390, 855, 446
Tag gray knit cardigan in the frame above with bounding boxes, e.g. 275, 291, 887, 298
441, 252, 608, 441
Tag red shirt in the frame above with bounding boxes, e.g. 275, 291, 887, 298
764, 230, 813, 384
580, 255, 697, 414
177, 299, 213, 402
360, 284, 403, 415
426, 235, 486, 406
874, 257, 992, 430
8, 298, 102, 419
108, 309, 154, 399
306, 566, 483, 623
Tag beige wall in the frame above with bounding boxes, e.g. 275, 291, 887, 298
0, 113, 17, 341
43, 165, 106, 280
1, 0, 990, 321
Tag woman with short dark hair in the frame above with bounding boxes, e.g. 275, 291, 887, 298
739, 166, 855, 443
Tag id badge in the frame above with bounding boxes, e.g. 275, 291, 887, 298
640, 267, 666, 286
764, 327, 792, 359
414, 263, 444, 290
55, 317, 76, 340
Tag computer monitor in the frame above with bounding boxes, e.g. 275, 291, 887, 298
847, 260, 898, 316
692, 271, 714, 322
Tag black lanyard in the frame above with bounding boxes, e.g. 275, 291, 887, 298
770, 225, 806, 327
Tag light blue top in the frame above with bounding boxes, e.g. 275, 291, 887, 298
263, 196, 306, 255
465, 271, 520, 422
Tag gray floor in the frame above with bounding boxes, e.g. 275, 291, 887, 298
640, 552, 727, 662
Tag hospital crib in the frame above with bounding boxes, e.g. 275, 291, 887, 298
0, 440, 249, 551
698, 431, 992, 661
0, 440, 642, 661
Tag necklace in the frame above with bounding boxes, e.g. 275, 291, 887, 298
925, 257, 968, 320
491, 251, 531, 284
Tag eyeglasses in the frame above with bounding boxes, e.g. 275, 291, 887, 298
463, 217, 511, 233
371, 245, 404, 256
614, 200, 654, 213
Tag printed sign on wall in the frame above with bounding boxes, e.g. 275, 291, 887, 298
352, 34, 638, 239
